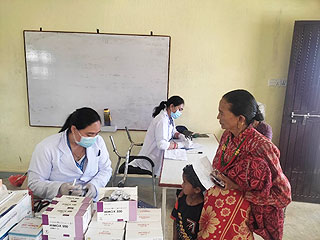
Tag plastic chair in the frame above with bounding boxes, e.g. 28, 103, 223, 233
109, 133, 157, 206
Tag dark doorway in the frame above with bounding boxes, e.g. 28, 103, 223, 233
280, 21, 320, 203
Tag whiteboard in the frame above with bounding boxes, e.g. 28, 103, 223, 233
24, 31, 170, 130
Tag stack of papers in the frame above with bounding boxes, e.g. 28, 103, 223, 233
164, 149, 187, 161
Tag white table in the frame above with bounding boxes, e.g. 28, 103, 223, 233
158, 134, 219, 231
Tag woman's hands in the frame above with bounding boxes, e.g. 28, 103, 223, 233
178, 133, 187, 141
59, 182, 83, 196
211, 170, 241, 191
59, 182, 97, 198
82, 183, 97, 198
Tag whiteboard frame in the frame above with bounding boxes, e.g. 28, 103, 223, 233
23, 30, 170, 130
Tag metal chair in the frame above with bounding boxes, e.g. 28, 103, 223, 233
109, 130, 157, 206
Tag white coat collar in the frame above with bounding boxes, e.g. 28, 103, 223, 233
161, 109, 174, 126
58, 130, 98, 174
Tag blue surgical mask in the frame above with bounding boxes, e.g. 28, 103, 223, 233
75, 131, 97, 148
171, 110, 182, 119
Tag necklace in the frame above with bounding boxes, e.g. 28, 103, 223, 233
73, 153, 84, 161
220, 136, 247, 167
72, 147, 85, 161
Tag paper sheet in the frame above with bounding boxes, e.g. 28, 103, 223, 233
192, 156, 215, 190
164, 149, 187, 161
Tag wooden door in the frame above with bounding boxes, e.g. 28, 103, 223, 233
280, 21, 320, 203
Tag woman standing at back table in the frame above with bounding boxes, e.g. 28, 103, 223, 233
198, 90, 291, 240
28, 107, 113, 201
120, 95, 189, 176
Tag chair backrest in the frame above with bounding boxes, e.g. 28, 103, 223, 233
109, 136, 125, 159
109, 133, 157, 206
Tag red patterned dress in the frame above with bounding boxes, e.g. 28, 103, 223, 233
198, 127, 291, 240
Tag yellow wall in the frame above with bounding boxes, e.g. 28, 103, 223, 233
1, 0, 320, 172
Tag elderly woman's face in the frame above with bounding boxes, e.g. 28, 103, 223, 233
217, 98, 240, 132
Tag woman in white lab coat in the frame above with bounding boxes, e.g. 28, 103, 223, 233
28, 107, 112, 201
120, 96, 187, 176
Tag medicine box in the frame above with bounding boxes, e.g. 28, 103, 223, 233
42, 235, 83, 240
52, 195, 93, 205
136, 208, 162, 222
96, 187, 137, 222
126, 221, 163, 240
125, 227, 163, 240
85, 228, 124, 240
88, 212, 125, 230
42, 203, 91, 238
0, 191, 32, 237
8, 217, 42, 240
126, 221, 162, 230
50, 198, 93, 215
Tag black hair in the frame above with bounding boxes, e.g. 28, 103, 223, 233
59, 107, 101, 133
222, 89, 264, 125
152, 95, 184, 118
183, 164, 206, 192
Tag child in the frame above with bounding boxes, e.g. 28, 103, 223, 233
171, 164, 206, 240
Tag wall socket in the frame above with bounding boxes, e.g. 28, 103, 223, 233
268, 79, 287, 87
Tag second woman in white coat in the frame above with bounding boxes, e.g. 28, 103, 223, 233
121, 96, 187, 176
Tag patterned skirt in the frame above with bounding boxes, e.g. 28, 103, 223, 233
198, 187, 253, 240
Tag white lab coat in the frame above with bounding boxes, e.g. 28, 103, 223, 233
28, 130, 112, 201
129, 109, 177, 176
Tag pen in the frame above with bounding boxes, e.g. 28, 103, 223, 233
69, 179, 77, 195
0, 204, 17, 218
188, 151, 203, 154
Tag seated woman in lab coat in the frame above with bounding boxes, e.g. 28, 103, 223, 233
28, 107, 112, 201
119, 95, 188, 176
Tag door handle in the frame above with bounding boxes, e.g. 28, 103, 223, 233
291, 112, 320, 125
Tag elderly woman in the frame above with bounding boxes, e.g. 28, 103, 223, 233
198, 90, 291, 240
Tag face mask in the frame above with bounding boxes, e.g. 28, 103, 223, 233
75, 130, 97, 148
171, 110, 182, 119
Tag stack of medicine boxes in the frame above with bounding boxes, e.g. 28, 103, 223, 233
0, 190, 32, 239
85, 186, 163, 240
41, 195, 93, 240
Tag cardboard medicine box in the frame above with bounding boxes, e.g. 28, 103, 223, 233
0, 191, 32, 238
8, 217, 42, 240
125, 227, 163, 240
85, 228, 124, 240
96, 187, 138, 222
42, 203, 91, 238
88, 211, 125, 230
136, 208, 162, 222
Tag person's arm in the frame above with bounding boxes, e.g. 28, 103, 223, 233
154, 119, 172, 150
87, 136, 113, 201
214, 172, 241, 191
227, 156, 273, 199
28, 143, 63, 199
170, 198, 179, 240
248, 142, 291, 207
173, 220, 178, 240
174, 132, 180, 139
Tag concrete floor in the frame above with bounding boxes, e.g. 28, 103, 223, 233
2, 174, 320, 240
